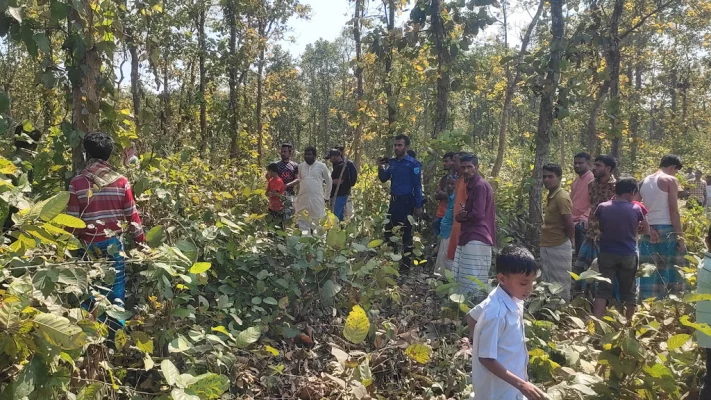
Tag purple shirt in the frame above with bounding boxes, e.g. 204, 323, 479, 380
595, 200, 644, 255
459, 174, 496, 246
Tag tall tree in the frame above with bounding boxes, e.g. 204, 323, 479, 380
197, 0, 208, 155
351, 0, 365, 168
529, 0, 564, 243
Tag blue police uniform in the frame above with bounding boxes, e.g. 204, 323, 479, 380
378, 155, 423, 269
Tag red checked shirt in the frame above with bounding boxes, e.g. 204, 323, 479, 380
67, 160, 145, 244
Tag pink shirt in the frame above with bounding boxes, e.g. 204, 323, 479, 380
570, 170, 594, 223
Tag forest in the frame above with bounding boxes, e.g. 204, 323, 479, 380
2, 0, 711, 398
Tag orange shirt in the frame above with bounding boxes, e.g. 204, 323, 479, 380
267, 177, 285, 211
447, 177, 468, 260
436, 175, 449, 218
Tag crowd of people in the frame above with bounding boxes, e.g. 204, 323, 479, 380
9, 127, 711, 399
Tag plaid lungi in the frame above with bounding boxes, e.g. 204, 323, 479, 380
638, 224, 687, 300
453, 241, 492, 296
541, 240, 573, 302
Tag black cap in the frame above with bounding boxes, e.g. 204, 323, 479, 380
325, 148, 341, 160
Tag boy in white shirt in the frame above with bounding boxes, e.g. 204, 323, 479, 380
465, 245, 546, 400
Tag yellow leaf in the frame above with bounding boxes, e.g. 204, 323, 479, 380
176, 284, 188, 290
211, 325, 231, 336
667, 334, 690, 351
405, 343, 432, 364
343, 305, 370, 344
265, 345, 279, 356
189, 262, 211, 274
367, 239, 383, 248
50, 214, 86, 229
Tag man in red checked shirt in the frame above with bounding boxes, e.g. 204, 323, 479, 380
67, 132, 146, 338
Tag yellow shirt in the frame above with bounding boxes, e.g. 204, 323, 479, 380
540, 188, 572, 247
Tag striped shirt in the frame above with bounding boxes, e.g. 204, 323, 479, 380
67, 160, 145, 244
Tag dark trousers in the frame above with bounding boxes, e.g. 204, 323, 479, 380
385, 195, 415, 271
574, 222, 586, 255
702, 349, 711, 400
268, 210, 284, 231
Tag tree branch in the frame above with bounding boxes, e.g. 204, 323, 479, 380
620, 0, 677, 40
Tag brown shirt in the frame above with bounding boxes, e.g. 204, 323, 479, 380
540, 188, 572, 247
585, 175, 617, 241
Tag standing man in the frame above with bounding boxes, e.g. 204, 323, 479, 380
378, 134, 423, 271
540, 164, 575, 302
687, 169, 707, 207
447, 152, 467, 262
571, 152, 594, 255
276, 143, 299, 219
326, 148, 358, 221
294, 146, 332, 233
638, 154, 686, 299
434, 152, 455, 239
454, 154, 496, 296
573, 155, 617, 296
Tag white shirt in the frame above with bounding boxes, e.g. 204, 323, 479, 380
469, 286, 528, 400
295, 161, 332, 223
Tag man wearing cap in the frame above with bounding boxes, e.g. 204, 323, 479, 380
378, 134, 423, 271
327, 148, 358, 221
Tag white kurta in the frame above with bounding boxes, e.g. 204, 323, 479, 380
295, 161, 332, 230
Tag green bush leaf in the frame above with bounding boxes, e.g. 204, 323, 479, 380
321, 279, 341, 299
0, 92, 9, 114
33, 313, 86, 349
146, 225, 165, 247
683, 293, 711, 303
39, 191, 70, 222
186, 373, 230, 399
161, 359, 181, 386
367, 239, 383, 248
667, 333, 690, 351
189, 262, 211, 274
50, 214, 86, 229
235, 326, 261, 348
168, 335, 192, 353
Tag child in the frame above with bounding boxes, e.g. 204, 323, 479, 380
695, 225, 711, 398
266, 163, 286, 229
435, 176, 456, 274
465, 245, 546, 400
67, 132, 146, 335
592, 177, 649, 319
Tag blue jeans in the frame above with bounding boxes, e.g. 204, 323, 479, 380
333, 195, 349, 221
81, 237, 126, 336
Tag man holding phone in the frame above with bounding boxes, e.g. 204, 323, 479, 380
378, 134, 423, 271
454, 154, 496, 296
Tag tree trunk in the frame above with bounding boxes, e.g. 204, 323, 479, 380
197, 0, 208, 156
584, 81, 610, 152
384, 0, 396, 147
256, 45, 265, 167
607, 0, 624, 160
70, 0, 100, 174
226, 0, 240, 159
431, 0, 450, 138
491, 0, 544, 178
630, 63, 642, 165
528, 0, 563, 244
160, 52, 171, 142
352, 0, 364, 169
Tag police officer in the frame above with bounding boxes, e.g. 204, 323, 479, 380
378, 134, 423, 271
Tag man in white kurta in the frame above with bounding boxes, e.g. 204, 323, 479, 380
295, 146, 332, 232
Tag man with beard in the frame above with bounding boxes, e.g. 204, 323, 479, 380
326, 148, 358, 221
378, 134, 423, 271
294, 146, 332, 233
573, 155, 617, 298
454, 154, 496, 296
571, 152, 594, 255
276, 143, 299, 219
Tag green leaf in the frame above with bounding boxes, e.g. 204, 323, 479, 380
13, 357, 37, 398
643, 363, 673, 378
115, 329, 128, 350
50, 213, 86, 228
343, 305, 370, 344
680, 315, 711, 336
189, 262, 211, 274
161, 359, 181, 386
235, 326, 261, 348
449, 293, 465, 304
76, 382, 104, 400
8, 6, 21, 22
40, 191, 69, 221
367, 239, 384, 248
321, 279, 341, 299
171, 388, 200, 400
185, 373, 230, 399
667, 333, 690, 351
263, 297, 278, 306
683, 293, 711, 303
0, 92, 8, 114
146, 225, 165, 247
33, 33, 50, 53
132, 331, 154, 354
50, 0, 68, 21
33, 313, 86, 349
168, 335, 192, 353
